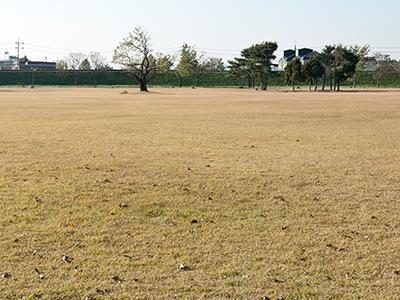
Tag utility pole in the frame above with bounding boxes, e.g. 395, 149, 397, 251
31, 68, 37, 87
15, 39, 24, 70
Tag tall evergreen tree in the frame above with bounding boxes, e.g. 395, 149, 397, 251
302, 55, 325, 91
176, 44, 199, 86
285, 57, 303, 91
228, 57, 257, 88
332, 45, 359, 91
244, 42, 278, 90
320, 46, 335, 91
228, 41, 278, 90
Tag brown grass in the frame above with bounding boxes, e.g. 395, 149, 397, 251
0, 88, 399, 299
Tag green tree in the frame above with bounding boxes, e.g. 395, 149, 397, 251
113, 27, 156, 92
244, 42, 278, 90
285, 57, 303, 91
228, 57, 257, 88
332, 45, 359, 91
199, 57, 225, 72
156, 54, 175, 73
302, 54, 325, 91
228, 41, 278, 90
176, 44, 198, 86
320, 45, 335, 91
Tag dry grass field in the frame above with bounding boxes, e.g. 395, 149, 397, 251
0, 88, 399, 299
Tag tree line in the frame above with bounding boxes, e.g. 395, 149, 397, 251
59, 27, 225, 91
285, 45, 364, 92
57, 27, 400, 92
57, 52, 111, 71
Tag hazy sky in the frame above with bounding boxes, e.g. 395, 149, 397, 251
1, 0, 399, 62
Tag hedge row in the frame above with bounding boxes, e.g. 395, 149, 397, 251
0, 71, 285, 87
0, 70, 399, 87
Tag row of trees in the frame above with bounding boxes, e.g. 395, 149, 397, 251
175, 44, 225, 86
285, 45, 362, 92
57, 52, 111, 71
228, 42, 278, 90
59, 27, 400, 92
228, 41, 400, 92
58, 28, 225, 91
227, 43, 371, 92
370, 54, 400, 87
285, 46, 400, 91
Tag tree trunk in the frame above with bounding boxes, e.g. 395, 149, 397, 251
247, 77, 252, 88
261, 83, 267, 91
337, 81, 340, 91
261, 75, 267, 91
292, 81, 295, 92
309, 80, 312, 92
74, 71, 78, 86
322, 73, 326, 91
329, 74, 333, 91
94, 70, 98, 87
194, 72, 199, 87
139, 80, 148, 92
314, 80, 318, 91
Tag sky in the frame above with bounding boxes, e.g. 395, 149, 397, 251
1, 0, 400, 63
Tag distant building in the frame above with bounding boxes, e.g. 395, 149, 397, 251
278, 48, 318, 71
298, 48, 314, 58
23, 61, 57, 71
283, 49, 296, 61
0, 56, 56, 71
0, 56, 19, 70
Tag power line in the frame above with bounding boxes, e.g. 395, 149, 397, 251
5, 40, 400, 64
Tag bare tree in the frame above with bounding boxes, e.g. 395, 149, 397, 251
64, 53, 86, 85
113, 27, 156, 92
66, 53, 86, 70
350, 45, 370, 87
371, 53, 399, 87
89, 52, 107, 70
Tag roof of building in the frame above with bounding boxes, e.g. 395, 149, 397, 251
25, 61, 56, 65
